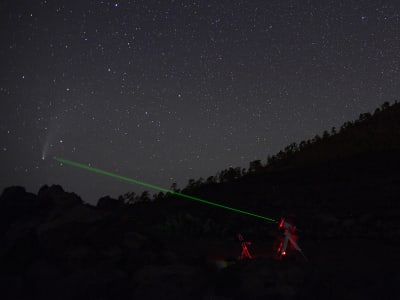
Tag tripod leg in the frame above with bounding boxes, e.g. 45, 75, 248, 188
281, 235, 289, 255
288, 236, 308, 261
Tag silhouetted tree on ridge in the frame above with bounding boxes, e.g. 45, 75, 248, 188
117, 101, 400, 205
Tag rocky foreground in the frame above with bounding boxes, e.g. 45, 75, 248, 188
0, 185, 399, 299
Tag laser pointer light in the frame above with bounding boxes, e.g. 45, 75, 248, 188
54, 157, 276, 223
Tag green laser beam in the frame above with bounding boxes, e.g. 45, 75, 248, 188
54, 157, 277, 223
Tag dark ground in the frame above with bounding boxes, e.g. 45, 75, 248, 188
0, 184, 398, 299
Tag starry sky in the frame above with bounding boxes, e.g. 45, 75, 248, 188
1, 0, 399, 204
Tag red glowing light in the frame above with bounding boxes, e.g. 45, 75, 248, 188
238, 233, 253, 260
277, 242, 282, 253
282, 251, 286, 256
279, 218, 284, 228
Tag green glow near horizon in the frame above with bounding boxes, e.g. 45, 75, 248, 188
54, 157, 277, 223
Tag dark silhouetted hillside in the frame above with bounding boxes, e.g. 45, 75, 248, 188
1, 102, 399, 299
265, 101, 400, 169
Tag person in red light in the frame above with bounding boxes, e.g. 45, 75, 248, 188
276, 217, 307, 261
237, 233, 253, 260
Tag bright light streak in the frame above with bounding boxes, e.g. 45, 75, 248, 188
54, 157, 277, 223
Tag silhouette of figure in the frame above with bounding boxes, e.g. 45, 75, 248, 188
237, 233, 252, 259
276, 217, 307, 261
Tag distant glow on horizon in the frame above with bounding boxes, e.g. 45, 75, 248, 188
54, 157, 277, 223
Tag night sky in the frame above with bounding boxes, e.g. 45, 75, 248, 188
1, 1, 399, 204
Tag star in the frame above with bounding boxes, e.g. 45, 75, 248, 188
0, 0, 398, 203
